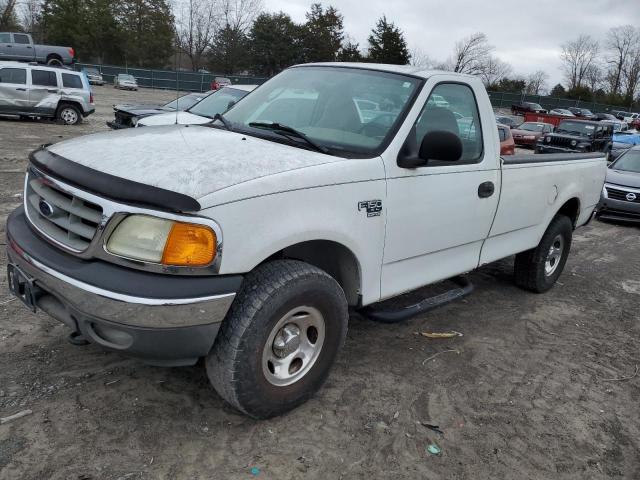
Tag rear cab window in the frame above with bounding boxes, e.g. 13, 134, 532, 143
0, 33, 10, 43
0, 67, 27, 84
31, 70, 58, 87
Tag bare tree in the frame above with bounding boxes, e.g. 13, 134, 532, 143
20, 0, 42, 39
409, 46, 435, 68
584, 64, 603, 93
220, 0, 262, 33
560, 34, 599, 89
480, 56, 512, 86
0, 0, 18, 29
450, 32, 494, 74
622, 46, 640, 104
605, 25, 638, 96
176, 0, 221, 71
525, 70, 549, 95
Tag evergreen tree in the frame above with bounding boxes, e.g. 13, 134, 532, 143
248, 12, 304, 76
367, 16, 410, 65
209, 24, 248, 75
337, 41, 362, 62
302, 3, 343, 62
550, 83, 567, 97
115, 0, 174, 68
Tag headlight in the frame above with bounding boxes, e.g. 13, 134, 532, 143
545, 136, 551, 143
570, 140, 577, 147
131, 117, 138, 126
106, 215, 217, 266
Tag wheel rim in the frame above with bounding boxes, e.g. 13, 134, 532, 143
262, 306, 326, 387
545, 234, 564, 276
60, 108, 78, 124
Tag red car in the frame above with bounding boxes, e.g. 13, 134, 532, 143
498, 124, 515, 155
210, 76, 231, 91
511, 121, 554, 147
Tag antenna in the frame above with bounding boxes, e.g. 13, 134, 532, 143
174, 26, 181, 125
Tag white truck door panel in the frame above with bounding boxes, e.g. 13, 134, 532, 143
380, 76, 501, 299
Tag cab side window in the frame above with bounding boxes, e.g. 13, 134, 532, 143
0, 68, 27, 84
31, 70, 58, 87
0, 33, 10, 43
13, 34, 30, 45
414, 83, 484, 164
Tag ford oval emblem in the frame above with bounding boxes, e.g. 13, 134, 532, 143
38, 199, 54, 217
626, 192, 637, 202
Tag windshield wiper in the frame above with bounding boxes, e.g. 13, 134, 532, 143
248, 122, 329, 154
213, 113, 231, 130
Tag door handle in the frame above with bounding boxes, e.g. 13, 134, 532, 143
15, 87, 26, 91
478, 181, 495, 198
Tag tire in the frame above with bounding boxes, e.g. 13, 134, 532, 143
56, 104, 81, 125
206, 260, 348, 419
46, 56, 63, 66
514, 215, 573, 293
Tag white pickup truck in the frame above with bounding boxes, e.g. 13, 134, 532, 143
6, 63, 606, 418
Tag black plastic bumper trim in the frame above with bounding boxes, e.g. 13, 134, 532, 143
30, 147, 201, 213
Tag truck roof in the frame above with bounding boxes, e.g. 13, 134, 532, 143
296, 62, 471, 80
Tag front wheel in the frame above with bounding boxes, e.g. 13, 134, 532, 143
206, 260, 348, 419
514, 215, 573, 293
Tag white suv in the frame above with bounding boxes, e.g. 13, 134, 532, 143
0, 61, 94, 124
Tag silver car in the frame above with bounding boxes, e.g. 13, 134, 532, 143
0, 61, 94, 124
114, 73, 138, 91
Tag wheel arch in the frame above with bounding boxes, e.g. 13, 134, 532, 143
555, 197, 581, 228
260, 239, 362, 307
46, 53, 63, 64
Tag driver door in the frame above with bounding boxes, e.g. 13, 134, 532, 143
380, 78, 501, 299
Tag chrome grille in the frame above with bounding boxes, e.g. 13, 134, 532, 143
606, 186, 640, 203
25, 170, 103, 252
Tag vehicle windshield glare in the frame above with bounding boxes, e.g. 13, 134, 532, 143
556, 121, 595, 136
519, 123, 544, 132
164, 94, 203, 111
189, 88, 248, 118
611, 150, 640, 173
119, 74, 135, 81
222, 66, 422, 155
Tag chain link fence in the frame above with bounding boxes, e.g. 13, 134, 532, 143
488, 91, 634, 114
75, 63, 268, 92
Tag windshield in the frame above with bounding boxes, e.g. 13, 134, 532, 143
164, 93, 204, 111
611, 150, 640, 173
556, 121, 594, 137
120, 75, 135, 81
222, 66, 422, 156
85, 68, 99, 75
189, 87, 249, 118
519, 123, 544, 132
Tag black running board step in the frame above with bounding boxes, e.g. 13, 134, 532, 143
360, 276, 474, 323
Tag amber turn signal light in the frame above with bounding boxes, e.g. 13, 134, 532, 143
161, 222, 216, 266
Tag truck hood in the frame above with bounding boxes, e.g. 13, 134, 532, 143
137, 111, 209, 126
46, 125, 341, 201
606, 168, 640, 189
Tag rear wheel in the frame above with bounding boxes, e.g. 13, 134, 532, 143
514, 215, 573, 293
56, 104, 81, 125
206, 260, 348, 419
46, 56, 63, 66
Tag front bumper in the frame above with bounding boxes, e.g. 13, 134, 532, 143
597, 186, 640, 223
6, 207, 242, 366
106, 120, 131, 129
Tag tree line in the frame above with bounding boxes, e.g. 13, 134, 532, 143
1, 0, 638, 107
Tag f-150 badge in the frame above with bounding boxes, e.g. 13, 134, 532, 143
358, 200, 382, 217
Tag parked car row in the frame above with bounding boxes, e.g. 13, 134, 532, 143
106, 84, 257, 129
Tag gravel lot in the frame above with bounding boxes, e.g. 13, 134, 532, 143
1, 87, 639, 480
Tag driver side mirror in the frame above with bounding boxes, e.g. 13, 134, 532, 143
398, 130, 463, 168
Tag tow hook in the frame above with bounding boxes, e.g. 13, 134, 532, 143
68, 331, 90, 346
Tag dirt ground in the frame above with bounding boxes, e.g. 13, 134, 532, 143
0, 87, 639, 480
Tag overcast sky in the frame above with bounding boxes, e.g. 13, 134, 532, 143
264, 0, 639, 88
